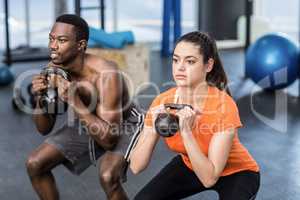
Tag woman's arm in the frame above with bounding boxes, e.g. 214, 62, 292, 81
177, 106, 235, 188
129, 126, 160, 174
181, 128, 235, 188
130, 103, 164, 174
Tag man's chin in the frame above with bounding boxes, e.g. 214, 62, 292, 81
51, 59, 62, 65
50, 60, 69, 69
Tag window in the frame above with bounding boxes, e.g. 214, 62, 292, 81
0, 0, 198, 50
254, 0, 299, 42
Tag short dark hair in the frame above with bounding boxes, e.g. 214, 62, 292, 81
55, 14, 89, 41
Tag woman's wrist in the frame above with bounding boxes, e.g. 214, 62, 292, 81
181, 128, 193, 138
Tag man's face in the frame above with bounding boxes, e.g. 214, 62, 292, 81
48, 22, 79, 66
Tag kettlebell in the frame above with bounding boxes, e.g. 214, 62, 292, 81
39, 67, 69, 115
154, 103, 193, 137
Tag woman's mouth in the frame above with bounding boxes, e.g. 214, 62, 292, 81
175, 75, 186, 80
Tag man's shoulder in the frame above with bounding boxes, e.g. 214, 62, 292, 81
86, 53, 118, 71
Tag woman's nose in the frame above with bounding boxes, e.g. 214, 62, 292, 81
177, 62, 186, 71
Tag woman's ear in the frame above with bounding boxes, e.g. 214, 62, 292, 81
206, 58, 214, 73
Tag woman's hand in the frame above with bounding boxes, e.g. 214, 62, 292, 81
176, 106, 199, 133
150, 104, 166, 129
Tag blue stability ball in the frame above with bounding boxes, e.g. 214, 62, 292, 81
246, 34, 299, 90
0, 65, 14, 86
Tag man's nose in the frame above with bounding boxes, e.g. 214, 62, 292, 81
49, 40, 58, 50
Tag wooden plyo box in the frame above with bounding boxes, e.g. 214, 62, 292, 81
87, 44, 150, 96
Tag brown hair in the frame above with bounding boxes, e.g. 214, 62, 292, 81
175, 31, 231, 95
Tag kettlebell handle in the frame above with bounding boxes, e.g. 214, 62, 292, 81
39, 66, 69, 115
40, 66, 70, 80
164, 103, 193, 110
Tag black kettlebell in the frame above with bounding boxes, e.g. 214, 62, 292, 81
39, 67, 69, 115
154, 103, 193, 137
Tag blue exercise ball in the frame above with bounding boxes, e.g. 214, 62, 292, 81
246, 33, 299, 90
0, 65, 14, 86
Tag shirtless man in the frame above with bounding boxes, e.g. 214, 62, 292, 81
26, 14, 141, 200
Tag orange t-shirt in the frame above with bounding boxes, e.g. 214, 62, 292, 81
145, 86, 259, 176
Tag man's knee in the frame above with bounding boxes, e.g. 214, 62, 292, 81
99, 154, 124, 187
99, 167, 120, 186
26, 154, 44, 177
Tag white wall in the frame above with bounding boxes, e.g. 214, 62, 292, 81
0, 0, 198, 50
253, 0, 299, 42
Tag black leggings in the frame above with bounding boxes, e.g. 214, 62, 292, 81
134, 155, 260, 200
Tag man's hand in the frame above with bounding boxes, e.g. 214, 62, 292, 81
56, 76, 75, 104
31, 74, 47, 96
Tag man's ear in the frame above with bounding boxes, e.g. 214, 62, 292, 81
206, 58, 214, 73
78, 40, 87, 51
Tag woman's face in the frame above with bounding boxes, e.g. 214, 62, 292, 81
172, 41, 213, 89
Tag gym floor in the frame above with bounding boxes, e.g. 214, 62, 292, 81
0, 49, 300, 200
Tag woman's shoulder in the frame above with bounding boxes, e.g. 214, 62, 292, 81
160, 87, 177, 97
152, 87, 177, 102
209, 86, 233, 100
207, 86, 238, 111
147, 87, 177, 109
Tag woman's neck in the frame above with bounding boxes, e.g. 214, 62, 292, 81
177, 82, 209, 108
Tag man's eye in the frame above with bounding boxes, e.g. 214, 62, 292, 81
173, 58, 178, 63
59, 39, 67, 43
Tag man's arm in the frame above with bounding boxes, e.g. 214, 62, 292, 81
32, 96, 56, 135
72, 68, 122, 150
31, 73, 56, 135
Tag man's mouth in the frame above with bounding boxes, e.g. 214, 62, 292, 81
50, 53, 59, 59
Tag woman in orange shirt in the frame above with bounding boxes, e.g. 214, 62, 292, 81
130, 31, 260, 200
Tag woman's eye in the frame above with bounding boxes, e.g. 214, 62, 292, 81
187, 60, 195, 65
172, 58, 178, 63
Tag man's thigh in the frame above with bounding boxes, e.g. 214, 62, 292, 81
44, 124, 105, 175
